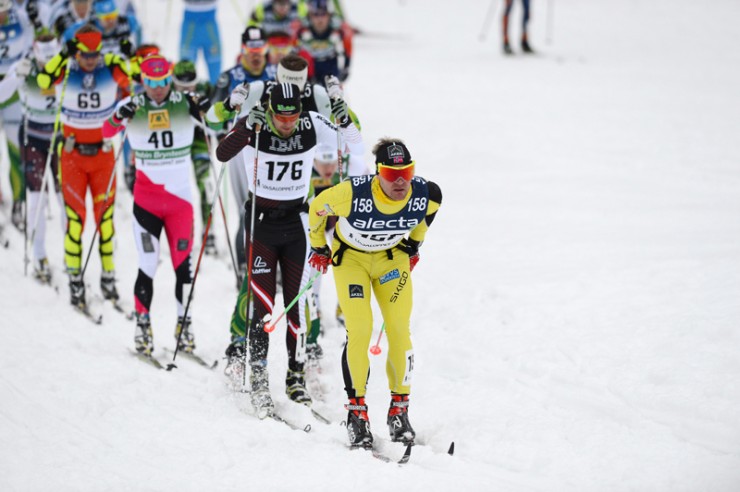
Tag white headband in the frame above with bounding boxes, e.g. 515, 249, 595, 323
277, 64, 308, 91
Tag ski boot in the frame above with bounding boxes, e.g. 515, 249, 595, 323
224, 341, 247, 390
387, 394, 415, 444
204, 232, 217, 255
503, 40, 514, 55
135, 313, 154, 355
250, 361, 274, 418
100, 270, 119, 301
175, 316, 195, 353
11, 200, 25, 232
521, 38, 534, 54
306, 342, 324, 362
69, 273, 86, 308
285, 369, 312, 406
33, 258, 52, 284
345, 397, 373, 449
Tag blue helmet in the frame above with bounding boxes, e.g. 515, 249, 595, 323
94, 0, 118, 17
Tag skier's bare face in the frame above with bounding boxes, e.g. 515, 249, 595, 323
72, 0, 91, 18
76, 51, 101, 72
309, 11, 331, 34
273, 1, 291, 18
314, 159, 338, 180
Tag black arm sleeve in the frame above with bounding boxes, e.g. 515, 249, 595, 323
216, 117, 253, 162
425, 181, 442, 227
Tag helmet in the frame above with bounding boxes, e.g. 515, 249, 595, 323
33, 31, 61, 65
308, 0, 330, 14
75, 27, 103, 53
173, 59, 197, 85
140, 55, 171, 81
94, 0, 118, 18
269, 83, 302, 115
241, 26, 266, 48
315, 143, 337, 163
0, 0, 12, 13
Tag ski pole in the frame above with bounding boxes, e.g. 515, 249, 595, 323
28, 66, 70, 270
79, 132, 127, 279
167, 159, 230, 370
369, 323, 385, 355
264, 271, 321, 333
478, 0, 497, 42
198, 115, 239, 284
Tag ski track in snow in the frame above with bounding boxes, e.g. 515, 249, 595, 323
2, 0, 740, 491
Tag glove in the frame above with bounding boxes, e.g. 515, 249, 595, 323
397, 238, 420, 272
247, 104, 266, 130
308, 246, 332, 274
196, 96, 211, 114
338, 68, 350, 82
63, 38, 79, 58
324, 75, 343, 100
119, 38, 134, 57
224, 82, 249, 112
115, 100, 137, 120
330, 97, 349, 126
15, 58, 33, 78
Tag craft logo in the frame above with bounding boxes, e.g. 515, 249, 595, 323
349, 284, 364, 298
148, 109, 170, 130
379, 269, 400, 285
386, 143, 406, 164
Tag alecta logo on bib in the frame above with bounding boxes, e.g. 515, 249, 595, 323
379, 269, 400, 285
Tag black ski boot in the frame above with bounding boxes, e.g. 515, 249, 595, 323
175, 316, 195, 353
250, 361, 274, 418
135, 313, 154, 355
521, 38, 534, 53
387, 394, 415, 444
11, 200, 25, 231
503, 40, 514, 55
100, 270, 119, 301
285, 369, 312, 406
346, 397, 373, 449
34, 258, 52, 284
69, 273, 86, 307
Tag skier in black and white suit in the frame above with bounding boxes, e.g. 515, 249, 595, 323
216, 82, 361, 414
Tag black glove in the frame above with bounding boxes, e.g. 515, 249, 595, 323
330, 98, 349, 126
338, 67, 350, 82
397, 238, 420, 271
119, 38, 134, 57
27, 1, 42, 30
196, 96, 211, 114
115, 101, 137, 120
63, 38, 79, 58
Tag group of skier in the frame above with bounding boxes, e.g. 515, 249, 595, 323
0, 0, 443, 451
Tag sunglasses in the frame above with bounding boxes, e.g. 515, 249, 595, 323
242, 42, 267, 55
78, 51, 101, 60
272, 112, 300, 124
143, 75, 172, 88
377, 162, 415, 182
98, 12, 119, 22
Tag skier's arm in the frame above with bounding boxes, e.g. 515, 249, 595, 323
215, 117, 253, 162
37, 53, 67, 89
308, 180, 353, 248
102, 96, 135, 138
0, 63, 24, 103
407, 181, 443, 244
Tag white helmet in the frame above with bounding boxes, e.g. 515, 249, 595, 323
33, 37, 61, 65
314, 143, 338, 163
0, 0, 13, 13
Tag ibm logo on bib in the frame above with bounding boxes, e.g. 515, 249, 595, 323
148, 109, 170, 130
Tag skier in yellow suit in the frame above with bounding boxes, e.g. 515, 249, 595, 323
308, 138, 442, 449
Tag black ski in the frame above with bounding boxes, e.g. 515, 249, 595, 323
351, 443, 412, 465
130, 349, 165, 369
164, 348, 218, 369
73, 303, 103, 325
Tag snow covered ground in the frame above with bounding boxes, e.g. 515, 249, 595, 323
2, 0, 740, 490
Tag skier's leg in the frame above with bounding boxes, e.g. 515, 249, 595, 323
162, 195, 195, 317
203, 13, 222, 85
60, 149, 89, 275
87, 149, 117, 274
